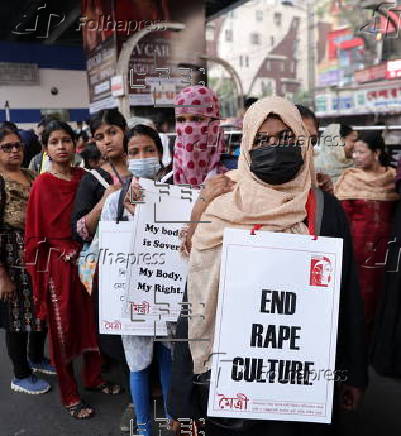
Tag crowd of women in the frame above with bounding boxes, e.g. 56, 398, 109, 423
1, 84, 401, 435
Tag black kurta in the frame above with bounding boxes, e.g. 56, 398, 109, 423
167, 190, 368, 435
371, 196, 401, 377
71, 168, 126, 362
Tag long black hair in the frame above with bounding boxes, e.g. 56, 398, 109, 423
357, 130, 392, 167
42, 120, 76, 147
296, 104, 319, 130
340, 124, 354, 138
125, 124, 164, 165
89, 108, 127, 152
81, 142, 101, 168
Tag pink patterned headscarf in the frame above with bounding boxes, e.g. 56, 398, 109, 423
174, 85, 227, 187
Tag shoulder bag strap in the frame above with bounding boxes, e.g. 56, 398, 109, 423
85, 168, 111, 189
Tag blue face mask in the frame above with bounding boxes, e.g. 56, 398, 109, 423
128, 157, 160, 179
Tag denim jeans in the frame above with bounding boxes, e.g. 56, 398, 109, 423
129, 343, 172, 436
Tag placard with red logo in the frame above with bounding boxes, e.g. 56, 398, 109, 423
208, 229, 343, 423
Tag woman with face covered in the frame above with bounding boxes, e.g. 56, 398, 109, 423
335, 131, 398, 338
168, 97, 368, 436
173, 85, 227, 187
174, 85, 234, 254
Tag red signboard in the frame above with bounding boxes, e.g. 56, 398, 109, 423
355, 63, 388, 83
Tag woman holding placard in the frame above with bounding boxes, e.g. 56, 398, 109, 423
101, 124, 174, 436
107, 86, 235, 434
168, 97, 368, 435
335, 131, 398, 338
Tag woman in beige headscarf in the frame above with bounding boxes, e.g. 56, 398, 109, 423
168, 97, 367, 436
335, 130, 398, 338
315, 123, 358, 183
188, 97, 313, 374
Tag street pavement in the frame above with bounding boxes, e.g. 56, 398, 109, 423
1, 329, 401, 436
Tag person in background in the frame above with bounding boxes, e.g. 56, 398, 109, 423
102, 124, 173, 435
72, 108, 131, 244
80, 142, 102, 169
295, 105, 319, 147
168, 96, 368, 435
154, 112, 172, 166
0, 127, 54, 395
76, 130, 89, 155
335, 130, 398, 338
0, 122, 41, 169
315, 123, 358, 183
18, 129, 42, 169
29, 117, 83, 173
372, 152, 401, 377
296, 105, 333, 194
29, 117, 57, 173
24, 120, 121, 419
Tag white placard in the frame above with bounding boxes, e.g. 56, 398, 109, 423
99, 220, 167, 336
207, 229, 343, 424
126, 178, 198, 323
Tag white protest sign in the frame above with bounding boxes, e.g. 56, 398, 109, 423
208, 229, 343, 424
126, 178, 198, 323
99, 220, 167, 336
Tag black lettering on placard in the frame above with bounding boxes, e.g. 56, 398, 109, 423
230, 358, 315, 385
231, 357, 243, 381
145, 224, 159, 235
260, 290, 296, 315
250, 324, 301, 350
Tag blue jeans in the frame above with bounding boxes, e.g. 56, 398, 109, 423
129, 343, 172, 436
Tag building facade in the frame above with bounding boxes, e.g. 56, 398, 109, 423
206, 0, 310, 117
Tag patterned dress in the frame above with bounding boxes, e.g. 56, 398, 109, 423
0, 169, 42, 331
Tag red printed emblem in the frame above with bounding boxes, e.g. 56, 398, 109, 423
310, 256, 332, 288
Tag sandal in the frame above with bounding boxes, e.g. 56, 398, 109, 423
86, 381, 123, 395
65, 400, 95, 420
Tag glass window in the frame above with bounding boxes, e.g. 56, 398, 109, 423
274, 12, 282, 26
206, 26, 214, 41
250, 33, 261, 44
256, 10, 263, 21
225, 29, 233, 42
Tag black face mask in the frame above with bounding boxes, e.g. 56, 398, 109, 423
249, 144, 304, 185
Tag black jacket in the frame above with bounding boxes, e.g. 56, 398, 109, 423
167, 190, 368, 422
